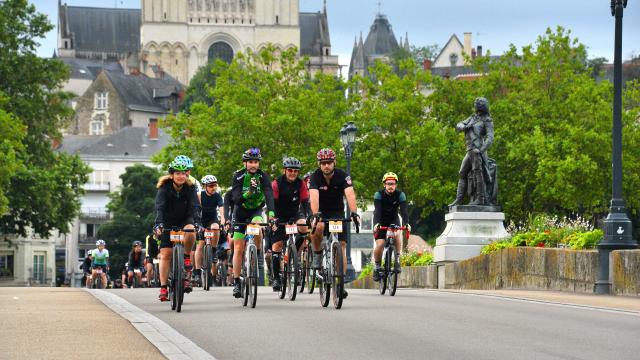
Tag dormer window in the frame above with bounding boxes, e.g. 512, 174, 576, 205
94, 91, 108, 110
449, 53, 459, 67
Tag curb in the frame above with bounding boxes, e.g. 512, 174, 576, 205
85, 289, 217, 360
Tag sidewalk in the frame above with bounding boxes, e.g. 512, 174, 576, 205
0, 287, 165, 360
436, 289, 640, 313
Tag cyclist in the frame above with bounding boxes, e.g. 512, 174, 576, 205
82, 251, 93, 288
154, 157, 201, 301
127, 240, 146, 287
372, 172, 411, 282
145, 233, 159, 286
194, 175, 225, 283
270, 157, 311, 292
308, 148, 359, 299
223, 191, 235, 284
175, 155, 202, 193
230, 147, 276, 298
90, 239, 109, 289
121, 262, 129, 288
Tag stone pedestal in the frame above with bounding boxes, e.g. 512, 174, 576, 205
433, 206, 508, 264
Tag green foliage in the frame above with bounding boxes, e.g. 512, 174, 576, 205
97, 165, 162, 278
564, 229, 603, 250
155, 45, 352, 184
413, 252, 433, 266
358, 262, 374, 280
0, 94, 26, 215
0, 0, 90, 236
180, 60, 219, 112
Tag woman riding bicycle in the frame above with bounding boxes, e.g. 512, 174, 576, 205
153, 156, 201, 301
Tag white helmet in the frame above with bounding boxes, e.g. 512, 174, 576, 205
96, 239, 106, 246
201, 175, 218, 185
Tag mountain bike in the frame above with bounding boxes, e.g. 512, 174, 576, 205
235, 222, 269, 308
165, 227, 195, 313
276, 221, 301, 301
377, 225, 408, 296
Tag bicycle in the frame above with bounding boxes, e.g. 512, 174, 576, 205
276, 221, 302, 301
311, 217, 359, 309
164, 227, 195, 313
377, 225, 409, 296
132, 268, 142, 288
201, 227, 220, 291
91, 266, 107, 289
235, 222, 269, 308
298, 235, 313, 294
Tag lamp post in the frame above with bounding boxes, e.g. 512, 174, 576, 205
595, 0, 637, 294
340, 121, 357, 281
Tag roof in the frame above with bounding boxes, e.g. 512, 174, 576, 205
299, 11, 331, 57
363, 14, 399, 57
61, 5, 140, 56
59, 57, 123, 80
105, 71, 183, 113
432, 34, 464, 66
58, 127, 170, 159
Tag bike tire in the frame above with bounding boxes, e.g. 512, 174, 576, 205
298, 246, 307, 293
97, 276, 102, 289
319, 251, 330, 308
170, 252, 177, 310
249, 245, 258, 308
388, 246, 398, 296
287, 243, 298, 301
331, 241, 344, 309
203, 244, 212, 291
175, 245, 185, 312
379, 248, 388, 295
307, 248, 316, 294
279, 257, 287, 300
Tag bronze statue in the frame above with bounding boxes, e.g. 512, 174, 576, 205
449, 97, 498, 207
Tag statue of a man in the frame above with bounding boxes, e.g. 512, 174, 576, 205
449, 97, 495, 206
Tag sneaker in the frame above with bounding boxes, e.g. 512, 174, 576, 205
342, 289, 348, 299
312, 252, 323, 270
184, 258, 192, 270
272, 279, 281, 292
372, 268, 381, 282
233, 282, 242, 298
158, 288, 169, 301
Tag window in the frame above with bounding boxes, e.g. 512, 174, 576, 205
359, 211, 374, 232
449, 53, 459, 67
0, 253, 14, 279
208, 42, 234, 64
90, 120, 104, 135
94, 92, 108, 110
88, 170, 109, 185
33, 253, 45, 284
275, 15, 279, 24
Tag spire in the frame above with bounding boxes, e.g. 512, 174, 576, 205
323, 0, 327, 15
52, 50, 58, 58
404, 32, 410, 50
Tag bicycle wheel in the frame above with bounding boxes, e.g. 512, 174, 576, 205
175, 245, 185, 312
388, 246, 398, 296
203, 244, 212, 291
97, 276, 102, 289
279, 254, 287, 300
249, 245, 258, 308
331, 241, 344, 309
307, 248, 316, 294
287, 243, 299, 301
298, 246, 307, 293
170, 252, 177, 310
133, 274, 139, 289
319, 251, 330, 308
379, 247, 388, 295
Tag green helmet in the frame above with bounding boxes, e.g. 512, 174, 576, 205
168, 158, 189, 172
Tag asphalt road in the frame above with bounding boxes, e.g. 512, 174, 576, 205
110, 287, 639, 360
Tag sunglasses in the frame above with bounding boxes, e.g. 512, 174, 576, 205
206, 183, 218, 187
286, 168, 300, 173
384, 182, 397, 186
319, 161, 333, 166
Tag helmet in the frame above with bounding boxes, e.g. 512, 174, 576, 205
303, 171, 314, 180
96, 239, 106, 246
168, 157, 190, 172
382, 172, 399, 183
282, 157, 302, 169
242, 147, 262, 161
316, 148, 336, 161
132, 240, 142, 247
174, 155, 194, 169
201, 175, 218, 185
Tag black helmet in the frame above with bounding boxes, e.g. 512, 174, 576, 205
132, 240, 142, 247
282, 157, 302, 169
242, 147, 262, 161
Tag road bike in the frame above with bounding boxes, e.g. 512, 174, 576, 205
201, 226, 220, 291
235, 222, 269, 308
165, 227, 195, 313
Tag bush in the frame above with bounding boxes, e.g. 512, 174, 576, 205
358, 262, 374, 280
565, 229, 603, 249
357, 251, 434, 280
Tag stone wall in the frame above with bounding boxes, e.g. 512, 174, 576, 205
349, 265, 438, 289
612, 250, 640, 296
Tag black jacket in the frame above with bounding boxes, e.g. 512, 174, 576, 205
155, 177, 201, 226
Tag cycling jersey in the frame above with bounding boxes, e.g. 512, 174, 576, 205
155, 177, 201, 227
373, 189, 409, 226
92, 248, 109, 266
223, 191, 234, 223
231, 168, 275, 213
128, 250, 145, 270
308, 168, 352, 214
272, 175, 310, 220
201, 190, 224, 226
145, 234, 159, 259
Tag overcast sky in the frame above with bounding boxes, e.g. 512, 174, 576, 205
33, 0, 639, 64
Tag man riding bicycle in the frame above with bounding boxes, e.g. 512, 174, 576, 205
194, 175, 225, 284
154, 156, 201, 301
82, 251, 92, 288
372, 172, 411, 282
90, 240, 109, 289
145, 233, 159, 286
269, 157, 311, 292
127, 240, 145, 287
308, 148, 359, 299
230, 148, 276, 298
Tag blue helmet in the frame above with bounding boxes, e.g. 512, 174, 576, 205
174, 155, 194, 169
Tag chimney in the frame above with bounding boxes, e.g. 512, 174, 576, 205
51, 138, 61, 150
423, 59, 432, 71
463, 32, 472, 56
477, 45, 483, 57
471, 48, 477, 59
148, 119, 158, 140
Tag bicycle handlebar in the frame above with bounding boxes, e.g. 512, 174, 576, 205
378, 225, 410, 237
311, 218, 360, 235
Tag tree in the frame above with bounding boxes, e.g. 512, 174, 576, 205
97, 164, 162, 279
429, 26, 640, 223
410, 44, 442, 63
0, 0, 90, 237
155, 46, 353, 184
179, 60, 219, 112
0, 94, 26, 215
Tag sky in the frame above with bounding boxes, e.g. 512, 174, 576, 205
33, 0, 639, 66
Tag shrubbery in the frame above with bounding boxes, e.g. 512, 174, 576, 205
357, 251, 433, 280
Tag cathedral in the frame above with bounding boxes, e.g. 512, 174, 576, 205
57, 0, 339, 85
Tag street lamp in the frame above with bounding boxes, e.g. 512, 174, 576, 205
340, 121, 357, 281
595, 0, 637, 294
